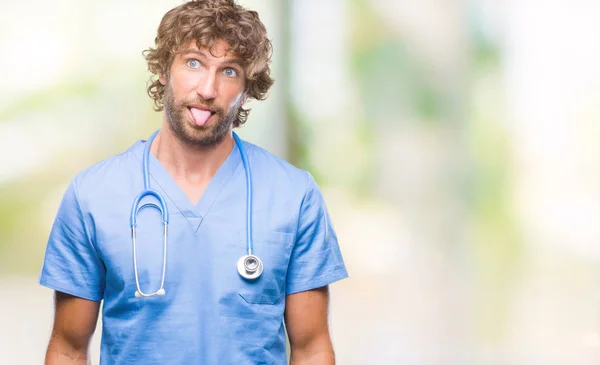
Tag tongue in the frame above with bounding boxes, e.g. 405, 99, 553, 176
190, 108, 212, 126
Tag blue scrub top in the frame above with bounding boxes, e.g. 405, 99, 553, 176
39, 136, 348, 364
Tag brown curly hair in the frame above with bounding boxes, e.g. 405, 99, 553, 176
143, 0, 274, 127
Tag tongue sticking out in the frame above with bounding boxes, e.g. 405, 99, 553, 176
189, 108, 212, 126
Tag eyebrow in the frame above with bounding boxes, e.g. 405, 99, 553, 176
181, 49, 244, 67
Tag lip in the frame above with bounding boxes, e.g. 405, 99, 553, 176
187, 105, 216, 113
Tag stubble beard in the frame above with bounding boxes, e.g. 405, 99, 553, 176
163, 83, 242, 148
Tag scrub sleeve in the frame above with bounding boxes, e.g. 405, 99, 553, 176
39, 178, 105, 302
285, 172, 348, 295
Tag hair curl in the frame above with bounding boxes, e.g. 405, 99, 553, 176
143, 0, 274, 127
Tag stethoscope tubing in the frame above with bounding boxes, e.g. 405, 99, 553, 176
130, 129, 260, 298
232, 132, 254, 255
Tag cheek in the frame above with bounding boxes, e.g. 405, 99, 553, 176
170, 73, 198, 94
174, 80, 196, 94
168, 87, 194, 107
227, 92, 245, 109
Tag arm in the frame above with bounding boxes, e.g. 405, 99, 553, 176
285, 286, 335, 365
45, 291, 100, 365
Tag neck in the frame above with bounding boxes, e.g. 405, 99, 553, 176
150, 123, 234, 185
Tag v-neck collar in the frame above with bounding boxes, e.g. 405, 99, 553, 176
130, 137, 242, 232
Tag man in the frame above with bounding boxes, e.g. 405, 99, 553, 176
39, 1, 348, 364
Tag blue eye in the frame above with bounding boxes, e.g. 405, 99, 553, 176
187, 59, 200, 68
224, 68, 238, 77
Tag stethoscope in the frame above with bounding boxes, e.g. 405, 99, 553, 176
130, 129, 263, 298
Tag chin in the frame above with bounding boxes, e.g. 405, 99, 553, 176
184, 126, 227, 147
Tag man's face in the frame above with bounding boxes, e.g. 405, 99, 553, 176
160, 39, 246, 147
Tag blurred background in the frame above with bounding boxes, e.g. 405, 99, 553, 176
2, 0, 600, 363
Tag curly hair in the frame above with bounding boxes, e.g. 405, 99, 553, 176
143, 0, 274, 127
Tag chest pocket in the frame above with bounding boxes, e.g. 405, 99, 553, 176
236, 230, 294, 305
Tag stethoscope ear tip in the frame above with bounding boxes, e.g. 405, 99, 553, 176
157, 288, 166, 296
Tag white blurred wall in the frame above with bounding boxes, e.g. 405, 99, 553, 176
3, 0, 600, 364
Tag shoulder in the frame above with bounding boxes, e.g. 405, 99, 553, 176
71, 141, 141, 199
241, 140, 313, 194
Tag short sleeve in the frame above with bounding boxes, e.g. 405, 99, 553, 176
39, 178, 105, 301
285, 172, 348, 295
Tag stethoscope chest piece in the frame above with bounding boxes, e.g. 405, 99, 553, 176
237, 255, 263, 280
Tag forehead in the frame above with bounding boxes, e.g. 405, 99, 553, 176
178, 39, 241, 61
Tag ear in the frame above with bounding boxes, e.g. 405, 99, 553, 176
240, 93, 248, 105
159, 74, 167, 85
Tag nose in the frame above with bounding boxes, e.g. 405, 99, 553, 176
196, 71, 217, 101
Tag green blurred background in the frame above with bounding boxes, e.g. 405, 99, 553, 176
2, 0, 600, 364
